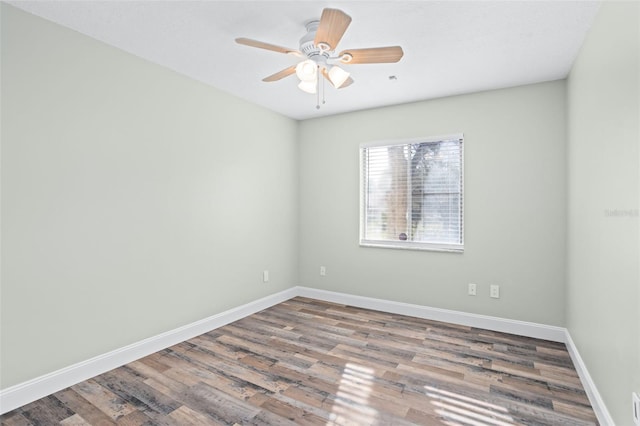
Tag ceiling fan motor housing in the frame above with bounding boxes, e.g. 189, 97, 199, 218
299, 20, 330, 65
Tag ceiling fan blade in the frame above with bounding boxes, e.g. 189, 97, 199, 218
262, 66, 296, 82
314, 8, 352, 50
339, 46, 404, 64
235, 37, 302, 57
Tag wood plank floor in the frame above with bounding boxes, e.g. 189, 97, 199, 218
1, 297, 598, 425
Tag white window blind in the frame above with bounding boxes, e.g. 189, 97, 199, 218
360, 134, 464, 252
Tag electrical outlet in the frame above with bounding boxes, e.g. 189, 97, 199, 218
633, 392, 640, 425
320, 266, 326, 276
468, 283, 477, 296
263, 270, 269, 283
490, 284, 500, 298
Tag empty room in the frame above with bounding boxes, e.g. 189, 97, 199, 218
1, 1, 638, 425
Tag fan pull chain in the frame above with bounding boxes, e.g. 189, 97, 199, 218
322, 71, 326, 105
316, 66, 320, 109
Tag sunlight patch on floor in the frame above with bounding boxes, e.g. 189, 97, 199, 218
328, 363, 378, 425
425, 385, 516, 426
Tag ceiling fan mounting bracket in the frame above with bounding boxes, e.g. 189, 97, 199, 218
340, 53, 353, 63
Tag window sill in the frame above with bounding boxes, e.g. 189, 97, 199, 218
360, 241, 464, 253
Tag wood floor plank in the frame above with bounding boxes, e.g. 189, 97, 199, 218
0, 297, 598, 425
183, 382, 261, 424
166, 405, 225, 426
93, 366, 181, 416
71, 380, 137, 421
553, 399, 601, 422
17, 396, 73, 425
113, 410, 150, 426
0, 412, 32, 426
136, 354, 172, 374
54, 388, 116, 426
60, 413, 92, 425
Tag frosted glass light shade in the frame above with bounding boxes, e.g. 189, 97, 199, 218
298, 80, 317, 94
296, 60, 317, 82
328, 66, 350, 88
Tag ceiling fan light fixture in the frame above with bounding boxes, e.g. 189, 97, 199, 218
298, 80, 317, 94
328, 66, 350, 88
295, 59, 317, 81
236, 8, 403, 107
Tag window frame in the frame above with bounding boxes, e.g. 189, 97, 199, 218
359, 134, 464, 253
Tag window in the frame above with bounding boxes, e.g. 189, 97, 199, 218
360, 134, 464, 252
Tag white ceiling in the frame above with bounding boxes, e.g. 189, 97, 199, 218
9, 1, 601, 120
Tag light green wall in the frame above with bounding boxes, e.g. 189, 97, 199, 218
298, 81, 567, 326
0, 4, 298, 388
566, 1, 640, 424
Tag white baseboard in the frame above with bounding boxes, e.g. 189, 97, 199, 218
0, 287, 297, 415
1, 285, 610, 426
295, 286, 566, 342
564, 330, 614, 426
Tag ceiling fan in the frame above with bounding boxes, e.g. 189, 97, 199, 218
236, 8, 404, 108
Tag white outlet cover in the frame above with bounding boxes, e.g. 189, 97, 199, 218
490, 285, 500, 298
633, 392, 640, 425
468, 283, 477, 296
